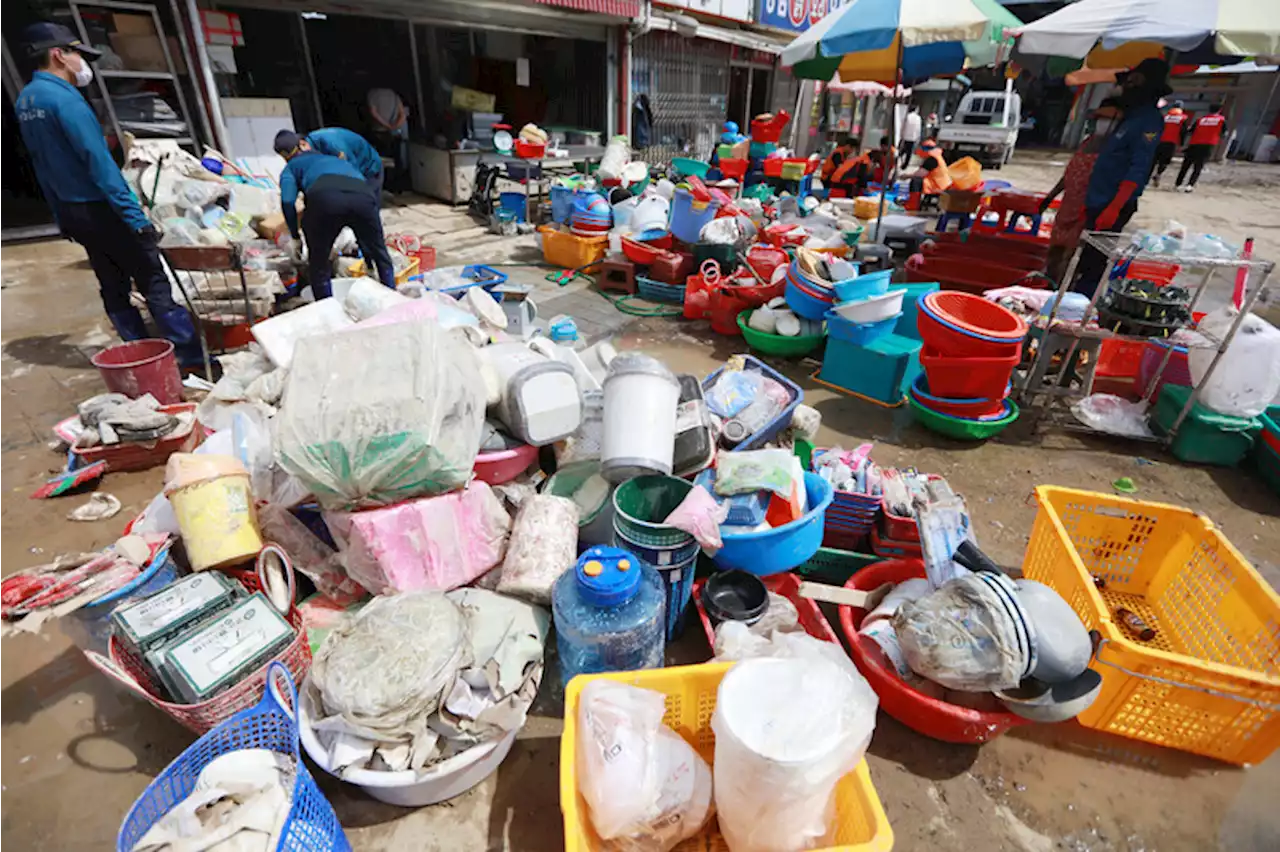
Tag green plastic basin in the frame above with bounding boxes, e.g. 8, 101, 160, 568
908, 395, 1020, 440
737, 311, 826, 358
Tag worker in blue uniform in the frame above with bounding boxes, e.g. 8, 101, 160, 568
274, 130, 394, 300
1072, 58, 1170, 296
299, 127, 385, 197
16, 22, 202, 369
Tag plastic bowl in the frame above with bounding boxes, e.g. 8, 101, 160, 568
908, 395, 1020, 440
831, 288, 906, 324
472, 444, 538, 485
737, 311, 825, 357
837, 559, 1031, 743
909, 374, 1007, 420
923, 291, 1027, 339
713, 473, 834, 575
635, 228, 673, 249
671, 157, 711, 178
620, 235, 665, 265
920, 346, 1021, 400
702, 570, 769, 625
918, 301, 1025, 359
299, 680, 518, 806
833, 270, 889, 303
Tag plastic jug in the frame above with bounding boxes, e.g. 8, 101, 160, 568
552, 545, 666, 682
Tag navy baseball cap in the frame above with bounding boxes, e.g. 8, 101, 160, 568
23, 22, 102, 60
273, 130, 302, 155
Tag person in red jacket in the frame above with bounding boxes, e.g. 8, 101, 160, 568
1151, 100, 1188, 187
1175, 104, 1227, 192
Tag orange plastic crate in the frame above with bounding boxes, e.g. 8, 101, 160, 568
1022, 486, 1280, 764
561, 663, 894, 851
539, 225, 607, 271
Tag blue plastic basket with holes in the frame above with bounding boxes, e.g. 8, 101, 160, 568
116, 663, 349, 852
636, 276, 687, 304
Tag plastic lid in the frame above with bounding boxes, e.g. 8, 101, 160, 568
604, 352, 679, 386
575, 545, 642, 607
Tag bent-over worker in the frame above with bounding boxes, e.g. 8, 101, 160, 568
304, 127, 385, 196
274, 130, 394, 301
907, 139, 952, 196
16, 22, 202, 370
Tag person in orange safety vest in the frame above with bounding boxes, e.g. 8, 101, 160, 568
1175, 103, 1227, 192
908, 139, 952, 196
821, 135, 857, 183
1150, 100, 1188, 187
829, 144, 874, 197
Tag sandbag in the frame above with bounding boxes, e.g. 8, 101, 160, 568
274, 318, 486, 509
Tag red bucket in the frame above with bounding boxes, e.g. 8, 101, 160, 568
90, 339, 182, 404
837, 559, 1030, 744
920, 346, 1020, 400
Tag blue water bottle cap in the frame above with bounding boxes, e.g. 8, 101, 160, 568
576, 546, 642, 607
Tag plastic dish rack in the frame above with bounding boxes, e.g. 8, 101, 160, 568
1022, 486, 1280, 765
561, 663, 894, 851
701, 354, 803, 451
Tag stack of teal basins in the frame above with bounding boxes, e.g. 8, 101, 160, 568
912, 291, 1027, 438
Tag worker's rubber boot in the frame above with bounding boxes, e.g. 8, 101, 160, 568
153, 307, 205, 369
107, 309, 150, 341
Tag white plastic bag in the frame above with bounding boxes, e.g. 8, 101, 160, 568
1188, 307, 1280, 418
712, 656, 877, 852
496, 494, 579, 604
577, 681, 714, 852
275, 318, 486, 509
598, 135, 632, 181
1070, 393, 1154, 438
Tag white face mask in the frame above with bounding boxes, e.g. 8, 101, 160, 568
72, 56, 94, 88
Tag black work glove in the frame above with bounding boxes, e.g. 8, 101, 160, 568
137, 224, 162, 246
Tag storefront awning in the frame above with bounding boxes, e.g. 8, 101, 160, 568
532, 0, 639, 17
646, 11, 793, 55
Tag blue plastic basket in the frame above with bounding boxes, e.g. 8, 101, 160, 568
700, 354, 803, 451
713, 473, 834, 575
636, 276, 687, 304
117, 663, 349, 852
833, 270, 891, 302
498, 191, 527, 222
694, 469, 768, 526
428, 264, 509, 297
826, 311, 901, 346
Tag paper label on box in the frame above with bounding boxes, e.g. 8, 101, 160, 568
115, 573, 231, 644
675, 399, 707, 433
165, 594, 292, 696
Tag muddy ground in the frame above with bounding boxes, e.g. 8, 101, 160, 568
3, 156, 1279, 851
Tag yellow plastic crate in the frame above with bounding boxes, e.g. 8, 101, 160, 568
561, 663, 894, 851
1022, 486, 1280, 765
539, 225, 607, 272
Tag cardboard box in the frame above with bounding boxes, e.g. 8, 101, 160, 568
112, 13, 156, 37
109, 33, 187, 75
255, 212, 289, 242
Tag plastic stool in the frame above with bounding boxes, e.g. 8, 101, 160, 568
599, 255, 637, 295
935, 211, 972, 233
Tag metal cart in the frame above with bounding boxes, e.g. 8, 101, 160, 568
158, 244, 256, 381
1014, 230, 1275, 444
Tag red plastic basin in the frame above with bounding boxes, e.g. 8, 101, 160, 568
620, 236, 664, 265
720, 158, 748, 179
909, 374, 1007, 419
473, 444, 538, 485
924, 291, 1026, 339
920, 345, 1021, 399
837, 559, 1030, 744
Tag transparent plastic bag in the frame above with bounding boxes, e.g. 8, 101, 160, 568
892, 574, 1027, 691
705, 370, 762, 418
577, 681, 714, 852
275, 318, 486, 509
1188, 307, 1280, 418
712, 656, 877, 852
1070, 394, 1154, 438
714, 448, 799, 497
496, 494, 580, 605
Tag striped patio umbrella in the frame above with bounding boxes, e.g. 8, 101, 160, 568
1014, 0, 1280, 59
781, 0, 1018, 83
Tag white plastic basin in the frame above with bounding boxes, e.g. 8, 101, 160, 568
831, 288, 906, 324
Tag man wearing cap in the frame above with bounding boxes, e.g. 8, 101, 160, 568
1073, 58, 1169, 296
274, 130, 394, 300
15, 22, 202, 369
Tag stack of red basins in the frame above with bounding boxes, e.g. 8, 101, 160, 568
913, 291, 1027, 417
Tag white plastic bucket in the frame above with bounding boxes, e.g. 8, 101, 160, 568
601, 354, 679, 483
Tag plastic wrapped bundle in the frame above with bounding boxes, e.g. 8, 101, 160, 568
323, 482, 512, 595
497, 494, 580, 604
275, 318, 486, 509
